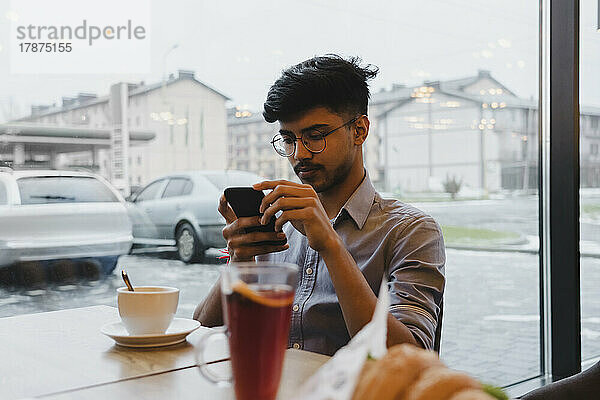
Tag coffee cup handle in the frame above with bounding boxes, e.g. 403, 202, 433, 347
195, 326, 232, 386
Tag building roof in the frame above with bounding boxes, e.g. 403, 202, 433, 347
227, 111, 266, 126
0, 123, 155, 141
370, 70, 600, 117
16, 70, 230, 122
435, 70, 518, 97
128, 70, 230, 100
582, 105, 600, 116
1, 169, 102, 179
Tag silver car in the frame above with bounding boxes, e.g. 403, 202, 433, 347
127, 170, 264, 263
0, 169, 132, 274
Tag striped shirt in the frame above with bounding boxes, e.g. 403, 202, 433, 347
258, 173, 446, 355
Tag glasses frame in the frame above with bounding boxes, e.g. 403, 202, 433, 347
271, 115, 361, 157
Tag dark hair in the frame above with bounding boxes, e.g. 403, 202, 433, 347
262, 55, 379, 123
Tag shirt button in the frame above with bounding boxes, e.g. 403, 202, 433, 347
292, 304, 299, 312
305, 267, 313, 275
292, 343, 300, 349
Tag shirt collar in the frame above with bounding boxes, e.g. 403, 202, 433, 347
334, 170, 376, 230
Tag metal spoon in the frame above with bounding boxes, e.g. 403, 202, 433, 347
121, 270, 134, 292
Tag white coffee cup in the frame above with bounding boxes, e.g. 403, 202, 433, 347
117, 286, 179, 335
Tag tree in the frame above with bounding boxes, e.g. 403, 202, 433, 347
443, 174, 463, 200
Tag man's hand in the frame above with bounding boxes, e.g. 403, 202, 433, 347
218, 194, 289, 262
253, 180, 338, 253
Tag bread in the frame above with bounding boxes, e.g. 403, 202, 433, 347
352, 344, 504, 400
404, 366, 481, 400
351, 344, 441, 400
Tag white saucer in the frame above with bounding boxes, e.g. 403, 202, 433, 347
101, 318, 201, 348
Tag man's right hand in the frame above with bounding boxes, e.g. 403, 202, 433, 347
218, 194, 289, 262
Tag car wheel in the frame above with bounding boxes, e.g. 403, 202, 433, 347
176, 222, 204, 263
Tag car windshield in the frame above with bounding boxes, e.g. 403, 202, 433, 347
203, 172, 262, 191
17, 176, 119, 204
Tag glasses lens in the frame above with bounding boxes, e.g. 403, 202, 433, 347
302, 130, 325, 153
273, 134, 295, 156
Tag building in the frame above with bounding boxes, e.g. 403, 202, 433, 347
227, 107, 296, 181
581, 107, 600, 187
370, 70, 530, 193
370, 70, 600, 193
12, 70, 229, 190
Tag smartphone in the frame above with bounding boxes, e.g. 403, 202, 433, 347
224, 187, 287, 245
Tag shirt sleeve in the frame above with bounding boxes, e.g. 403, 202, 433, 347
387, 215, 446, 350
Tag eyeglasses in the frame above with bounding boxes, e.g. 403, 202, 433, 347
271, 116, 360, 157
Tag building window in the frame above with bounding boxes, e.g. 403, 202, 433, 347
591, 143, 598, 156
137, 156, 142, 166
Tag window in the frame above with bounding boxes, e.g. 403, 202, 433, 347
580, 0, 600, 367
17, 177, 118, 204
182, 179, 193, 195
135, 180, 164, 202
162, 178, 191, 198
592, 117, 598, 130
0, 181, 7, 205
1, 1, 590, 395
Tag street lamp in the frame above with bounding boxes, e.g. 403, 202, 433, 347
162, 44, 179, 83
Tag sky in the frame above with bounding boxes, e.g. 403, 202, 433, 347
0, 0, 599, 122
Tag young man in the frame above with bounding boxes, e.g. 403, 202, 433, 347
194, 55, 445, 356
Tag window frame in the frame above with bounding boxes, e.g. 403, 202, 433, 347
506, 0, 582, 396
543, 0, 581, 382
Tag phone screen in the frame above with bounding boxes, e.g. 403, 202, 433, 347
224, 187, 286, 245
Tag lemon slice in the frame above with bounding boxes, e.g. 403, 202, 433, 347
232, 281, 294, 308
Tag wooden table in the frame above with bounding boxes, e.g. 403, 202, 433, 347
42, 349, 328, 399
0, 306, 329, 399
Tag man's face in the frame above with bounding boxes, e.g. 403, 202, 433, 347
278, 107, 358, 193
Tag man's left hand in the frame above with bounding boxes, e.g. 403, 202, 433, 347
254, 180, 338, 252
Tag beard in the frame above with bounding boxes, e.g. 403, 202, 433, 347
295, 157, 354, 193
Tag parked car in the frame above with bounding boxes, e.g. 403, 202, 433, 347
127, 170, 264, 263
0, 169, 132, 275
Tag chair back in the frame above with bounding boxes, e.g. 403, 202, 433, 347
433, 301, 443, 353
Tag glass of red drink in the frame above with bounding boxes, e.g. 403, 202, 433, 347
196, 262, 298, 400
